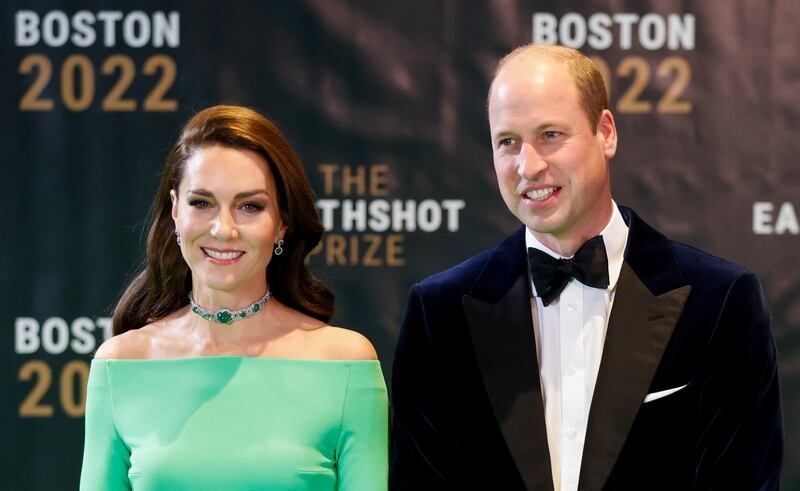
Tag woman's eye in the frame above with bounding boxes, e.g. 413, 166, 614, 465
188, 199, 210, 208
242, 202, 265, 212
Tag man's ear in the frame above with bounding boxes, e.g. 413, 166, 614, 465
597, 109, 618, 159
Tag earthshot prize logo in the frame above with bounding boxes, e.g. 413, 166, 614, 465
310, 163, 465, 267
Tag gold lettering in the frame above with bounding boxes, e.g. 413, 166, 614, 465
370, 164, 390, 196
101, 54, 137, 111
616, 56, 652, 113
59, 360, 89, 417
18, 360, 54, 417
326, 234, 347, 265
308, 233, 406, 267
342, 165, 366, 196
318, 164, 339, 194
362, 234, 383, 266
386, 234, 406, 266
142, 55, 178, 112
656, 56, 692, 114
19, 54, 55, 111
349, 234, 359, 265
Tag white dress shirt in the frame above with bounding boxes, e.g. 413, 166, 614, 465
526, 202, 629, 491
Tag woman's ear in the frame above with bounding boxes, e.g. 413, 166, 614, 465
170, 189, 179, 221
277, 221, 287, 243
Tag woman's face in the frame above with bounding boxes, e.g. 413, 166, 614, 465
171, 145, 286, 295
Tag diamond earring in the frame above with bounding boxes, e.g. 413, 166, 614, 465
274, 239, 284, 256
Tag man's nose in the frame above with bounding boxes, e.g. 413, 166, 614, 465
517, 142, 547, 180
211, 208, 239, 240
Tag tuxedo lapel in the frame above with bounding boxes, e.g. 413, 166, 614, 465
459, 210, 691, 490
462, 228, 554, 491
577, 262, 691, 491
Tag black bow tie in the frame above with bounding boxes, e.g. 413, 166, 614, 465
527, 235, 610, 306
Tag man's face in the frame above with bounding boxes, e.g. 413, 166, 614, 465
488, 59, 617, 253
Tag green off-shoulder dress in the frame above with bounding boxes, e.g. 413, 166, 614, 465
79, 357, 388, 490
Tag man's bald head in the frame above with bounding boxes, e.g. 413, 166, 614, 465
488, 44, 608, 133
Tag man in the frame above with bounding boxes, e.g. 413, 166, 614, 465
390, 44, 782, 490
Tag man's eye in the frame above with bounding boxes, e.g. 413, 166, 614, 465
543, 131, 560, 139
498, 138, 516, 147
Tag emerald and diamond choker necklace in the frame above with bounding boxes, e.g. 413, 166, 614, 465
188, 290, 272, 325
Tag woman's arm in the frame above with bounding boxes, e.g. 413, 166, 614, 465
79, 361, 132, 491
335, 361, 389, 491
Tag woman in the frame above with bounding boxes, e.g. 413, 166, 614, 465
80, 105, 388, 490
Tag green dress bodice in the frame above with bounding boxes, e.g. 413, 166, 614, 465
80, 357, 388, 490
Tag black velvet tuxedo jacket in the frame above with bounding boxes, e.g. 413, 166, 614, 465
390, 206, 783, 490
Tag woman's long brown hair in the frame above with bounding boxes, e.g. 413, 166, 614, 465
112, 105, 333, 335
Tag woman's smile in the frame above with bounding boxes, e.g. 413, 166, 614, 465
202, 247, 246, 264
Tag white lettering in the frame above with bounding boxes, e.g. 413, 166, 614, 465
95, 317, 113, 341
668, 14, 695, 50
367, 199, 391, 232
753, 202, 774, 234
70, 317, 96, 354
42, 10, 69, 47
587, 13, 613, 50
153, 11, 180, 47
639, 13, 666, 50
442, 199, 466, 231
15, 317, 112, 354
123, 11, 150, 48
532, 12, 694, 50
532, 13, 558, 44
417, 200, 443, 232
71, 11, 96, 47
613, 13, 639, 50
392, 200, 417, 232
15, 11, 39, 46
97, 10, 123, 46
316, 198, 465, 232
42, 317, 70, 354
775, 202, 799, 234
342, 199, 367, 232
15, 317, 40, 354
559, 12, 586, 49
317, 199, 340, 231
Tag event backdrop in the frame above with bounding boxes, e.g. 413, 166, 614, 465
2, 0, 798, 489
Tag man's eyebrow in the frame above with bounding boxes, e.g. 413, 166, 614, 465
493, 130, 517, 141
497, 122, 565, 136
187, 189, 269, 199
536, 121, 564, 131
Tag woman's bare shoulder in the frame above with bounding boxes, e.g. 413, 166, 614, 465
93, 322, 167, 360
316, 326, 378, 361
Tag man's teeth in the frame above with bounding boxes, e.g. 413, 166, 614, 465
526, 187, 557, 200
204, 249, 243, 260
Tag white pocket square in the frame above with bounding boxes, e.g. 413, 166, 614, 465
643, 384, 689, 403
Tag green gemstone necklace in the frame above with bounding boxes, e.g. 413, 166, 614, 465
188, 290, 272, 325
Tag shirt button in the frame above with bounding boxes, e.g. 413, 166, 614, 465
567, 366, 576, 376
567, 303, 577, 312
565, 428, 577, 440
